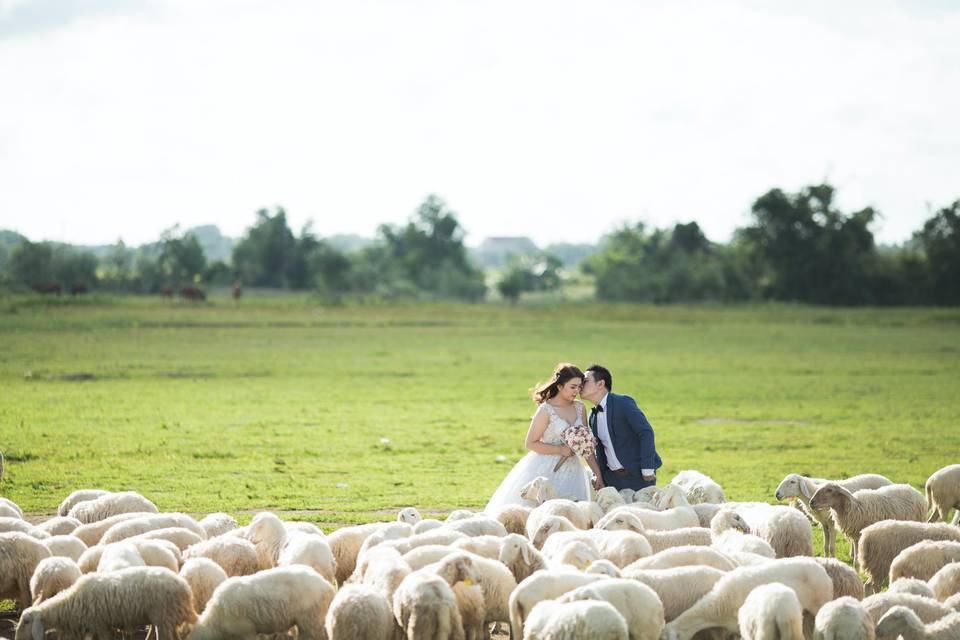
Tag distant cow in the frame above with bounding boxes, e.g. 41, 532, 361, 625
180, 286, 206, 301
232, 282, 242, 301
31, 283, 62, 295
161, 285, 174, 298
70, 282, 89, 296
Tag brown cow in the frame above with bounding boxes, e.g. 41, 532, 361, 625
70, 282, 89, 296
31, 283, 62, 295
180, 286, 206, 301
161, 285, 174, 298
232, 282, 242, 301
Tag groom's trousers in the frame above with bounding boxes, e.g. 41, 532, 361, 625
601, 467, 656, 491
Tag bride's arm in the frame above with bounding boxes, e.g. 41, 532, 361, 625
525, 407, 572, 457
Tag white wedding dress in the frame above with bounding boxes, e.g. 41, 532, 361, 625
484, 400, 592, 513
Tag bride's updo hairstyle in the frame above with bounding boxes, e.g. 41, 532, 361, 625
532, 363, 585, 404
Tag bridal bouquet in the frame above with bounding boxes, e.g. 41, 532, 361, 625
553, 425, 598, 471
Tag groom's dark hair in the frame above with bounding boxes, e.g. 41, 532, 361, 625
586, 364, 612, 391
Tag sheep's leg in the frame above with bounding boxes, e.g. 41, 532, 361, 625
850, 537, 858, 569
952, 508, 959, 526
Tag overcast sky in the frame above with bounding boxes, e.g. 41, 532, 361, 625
1, 0, 957, 248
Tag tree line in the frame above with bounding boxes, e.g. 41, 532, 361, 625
1, 185, 957, 305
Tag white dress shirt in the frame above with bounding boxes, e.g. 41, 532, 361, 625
594, 392, 654, 477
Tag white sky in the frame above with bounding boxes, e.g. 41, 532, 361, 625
1, 0, 958, 248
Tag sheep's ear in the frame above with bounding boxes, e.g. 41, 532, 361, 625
799, 478, 815, 500
520, 541, 531, 565
31, 613, 44, 640
537, 486, 546, 505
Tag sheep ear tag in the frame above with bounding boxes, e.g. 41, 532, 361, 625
462, 578, 473, 586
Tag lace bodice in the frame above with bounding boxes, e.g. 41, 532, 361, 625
540, 400, 585, 445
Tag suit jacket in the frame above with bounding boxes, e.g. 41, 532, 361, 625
590, 391, 662, 476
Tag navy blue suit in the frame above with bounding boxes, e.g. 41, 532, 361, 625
590, 392, 662, 491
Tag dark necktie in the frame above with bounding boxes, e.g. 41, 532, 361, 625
590, 404, 603, 428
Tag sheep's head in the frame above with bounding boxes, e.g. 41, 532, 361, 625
555, 540, 600, 571
585, 559, 621, 577
809, 483, 853, 510
876, 606, 923, 639
438, 552, 480, 587
519, 476, 555, 504
775, 474, 803, 501
596, 487, 625, 513
499, 534, 532, 567
445, 510, 474, 522
14, 608, 42, 640
712, 509, 750, 535
532, 516, 572, 549
618, 489, 636, 503
248, 512, 285, 544
397, 507, 421, 525
598, 511, 644, 533
654, 484, 689, 509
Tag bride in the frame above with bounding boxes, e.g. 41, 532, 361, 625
485, 363, 605, 513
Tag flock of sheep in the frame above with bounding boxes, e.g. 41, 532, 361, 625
0, 463, 959, 640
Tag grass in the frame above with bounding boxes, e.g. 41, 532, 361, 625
1, 293, 958, 564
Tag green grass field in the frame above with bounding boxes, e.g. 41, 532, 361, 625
1, 294, 958, 563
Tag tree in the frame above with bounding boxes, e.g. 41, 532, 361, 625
158, 227, 207, 285
495, 252, 563, 303
915, 200, 960, 305
6, 241, 54, 286
232, 208, 297, 288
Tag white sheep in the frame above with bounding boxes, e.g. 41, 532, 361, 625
326, 522, 385, 585
42, 535, 88, 561
100, 512, 206, 545
435, 550, 517, 631
652, 483, 691, 510
190, 565, 335, 640
360, 546, 412, 606
134, 539, 181, 573
814, 596, 875, 640
0, 504, 22, 519
421, 553, 486, 638
325, 583, 398, 640
444, 515, 508, 538
661, 558, 833, 640
446, 509, 476, 521
413, 518, 445, 534
622, 566, 726, 622
608, 505, 700, 531
550, 539, 601, 570
619, 488, 636, 503
34, 516, 81, 536
723, 502, 814, 558
930, 563, 960, 602
525, 498, 591, 538
738, 583, 805, 640
586, 559, 623, 578
877, 605, 960, 640
597, 487, 627, 513
519, 475, 557, 506
926, 465, 960, 524
351, 530, 463, 583
183, 535, 259, 577
508, 569, 603, 637
814, 556, 866, 600
499, 533, 548, 584
76, 544, 104, 573
71, 511, 156, 546
691, 503, 722, 527
179, 557, 227, 614
0, 531, 52, 607
29, 556, 81, 605
449, 536, 501, 561
392, 570, 465, 640
286, 521, 325, 537
710, 508, 777, 558
398, 507, 422, 525
539, 526, 653, 568
56, 489, 109, 517
892, 541, 960, 583
523, 599, 629, 639
489, 503, 531, 536
945, 593, 960, 612
126, 526, 204, 551
66, 491, 158, 524
626, 545, 738, 572
775, 473, 893, 557
198, 512, 237, 538
858, 521, 960, 594
811, 483, 927, 566
98, 541, 146, 572
862, 592, 954, 627
891, 579, 938, 599
558, 577, 665, 640
672, 470, 726, 504
277, 531, 337, 583
356, 522, 415, 565
244, 511, 289, 570
596, 510, 712, 553
16, 566, 196, 640
0, 517, 38, 535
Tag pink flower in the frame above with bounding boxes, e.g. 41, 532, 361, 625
553, 424, 598, 471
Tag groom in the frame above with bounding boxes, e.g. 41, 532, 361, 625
581, 364, 662, 491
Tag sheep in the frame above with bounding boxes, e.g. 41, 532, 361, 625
361, 546, 413, 606
622, 566, 725, 622
100, 512, 206, 544
814, 557, 866, 600
857, 521, 960, 594
277, 531, 337, 583
398, 507, 422, 525
183, 536, 259, 577
179, 557, 227, 614
877, 605, 960, 640
190, 565, 335, 640
508, 569, 604, 637
653, 483, 692, 510
286, 521, 325, 537
0, 517, 37, 535
930, 563, 960, 602
519, 475, 557, 506
325, 583, 398, 640
862, 592, 954, 627
814, 596, 875, 640
392, 571, 465, 640
244, 511, 290, 570
414, 518, 445, 534
523, 599, 629, 639
352, 531, 458, 584
891, 579, 938, 599
444, 515, 508, 538
673, 470, 726, 504
608, 505, 700, 531
71, 511, 156, 545
626, 545, 738, 572
42, 535, 88, 561
775, 473, 893, 557
598, 487, 627, 513
56, 489, 109, 517
539, 526, 654, 568
327, 522, 385, 585
550, 539, 601, 570
597, 510, 713, 553
722, 502, 814, 558
738, 583, 805, 640
661, 558, 833, 640
499, 533, 548, 583
0, 531, 52, 607
526, 498, 591, 538
356, 522, 415, 564
926, 465, 960, 524
586, 559, 623, 578
558, 577, 665, 640
404, 545, 461, 571
452, 534, 503, 559
892, 541, 960, 583
530, 514, 578, 549
16, 566, 196, 640
0, 503, 22, 519
421, 553, 488, 638
811, 483, 927, 566
66, 491, 158, 524
447, 509, 476, 521
98, 541, 146, 572
692, 503, 722, 528
34, 516, 81, 536
134, 539, 181, 573
198, 512, 237, 538
434, 550, 517, 631
126, 526, 204, 551
77, 544, 104, 573
710, 508, 777, 558
945, 593, 960, 612
29, 556, 81, 605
